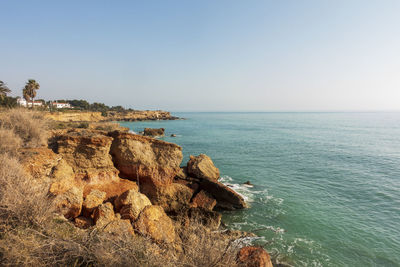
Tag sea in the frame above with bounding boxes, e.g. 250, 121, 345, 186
118, 112, 400, 267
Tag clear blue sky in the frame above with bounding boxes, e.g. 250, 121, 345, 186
1, 0, 399, 111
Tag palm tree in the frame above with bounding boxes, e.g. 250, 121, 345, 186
22, 79, 40, 108
0, 80, 11, 100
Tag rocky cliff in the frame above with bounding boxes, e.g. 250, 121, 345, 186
19, 127, 271, 266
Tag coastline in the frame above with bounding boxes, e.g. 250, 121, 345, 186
0, 109, 275, 267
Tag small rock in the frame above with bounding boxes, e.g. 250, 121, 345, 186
191, 190, 217, 211
243, 181, 253, 186
93, 202, 115, 227
83, 189, 107, 216
143, 128, 165, 137
170, 134, 177, 137
238, 246, 273, 267
103, 218, 135, 237
56, 186, 84, 219
187, 154, 220, 182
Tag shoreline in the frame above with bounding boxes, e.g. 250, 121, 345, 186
0, 109, 275, 267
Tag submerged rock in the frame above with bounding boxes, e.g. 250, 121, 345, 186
143, 128, 165, 137
187, 154, 220, 182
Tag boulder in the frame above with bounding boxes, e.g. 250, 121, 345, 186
237, 246, 273, 267
93, 202, 116, 227
102, 218, 135, 237
83, 189, 107, 216
146, 183, 193, 213
200, 180, 247, 210
134, 205, 176, 244
187, 154, 220, 182
191, 190, 217, 211
109, 131, 183, 192
114, 189, 152, 222
143, 128, 165, 137
55, 186, 83, 219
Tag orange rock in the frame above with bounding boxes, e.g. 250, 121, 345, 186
55, 187, 83, 219
83, 189, 107, 216
134, 205, 176, 244
102, 219, 135, 237
145, 183, 193, 213
49, 159, 75, 195
191, 190, 216, 211
187, 154, 220, 182
238, 246, 273, 267
93, 202, 115, 227
114, 189, 152, 222
109, 131, 183, 189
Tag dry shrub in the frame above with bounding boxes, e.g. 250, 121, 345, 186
0, 154, 53, 231
0, 127, 22, 156
0, 108, 49, 147
175, 219, 241, 267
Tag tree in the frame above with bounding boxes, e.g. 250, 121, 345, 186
22, 79, 40, 108
0, 80, 11, 100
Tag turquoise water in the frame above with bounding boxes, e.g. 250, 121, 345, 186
119, 112, 400, 267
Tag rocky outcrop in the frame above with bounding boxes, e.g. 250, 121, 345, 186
143, 128, 165, 137
134, 205, 176, 244
106, 110, 179, 121
109, 131, 182, 196
187, 154, 220, 182
238, 246, 273, 267
53, 129, 138, 199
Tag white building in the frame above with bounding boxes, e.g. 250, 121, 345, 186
52, 102, 71, 109
17, 98, 43, 107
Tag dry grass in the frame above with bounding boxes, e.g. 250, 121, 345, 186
174, 219, 241, 267
0, 108, 49, 147
0, 127, 22, 156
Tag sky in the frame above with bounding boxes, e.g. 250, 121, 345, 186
1, 0, 400, 111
